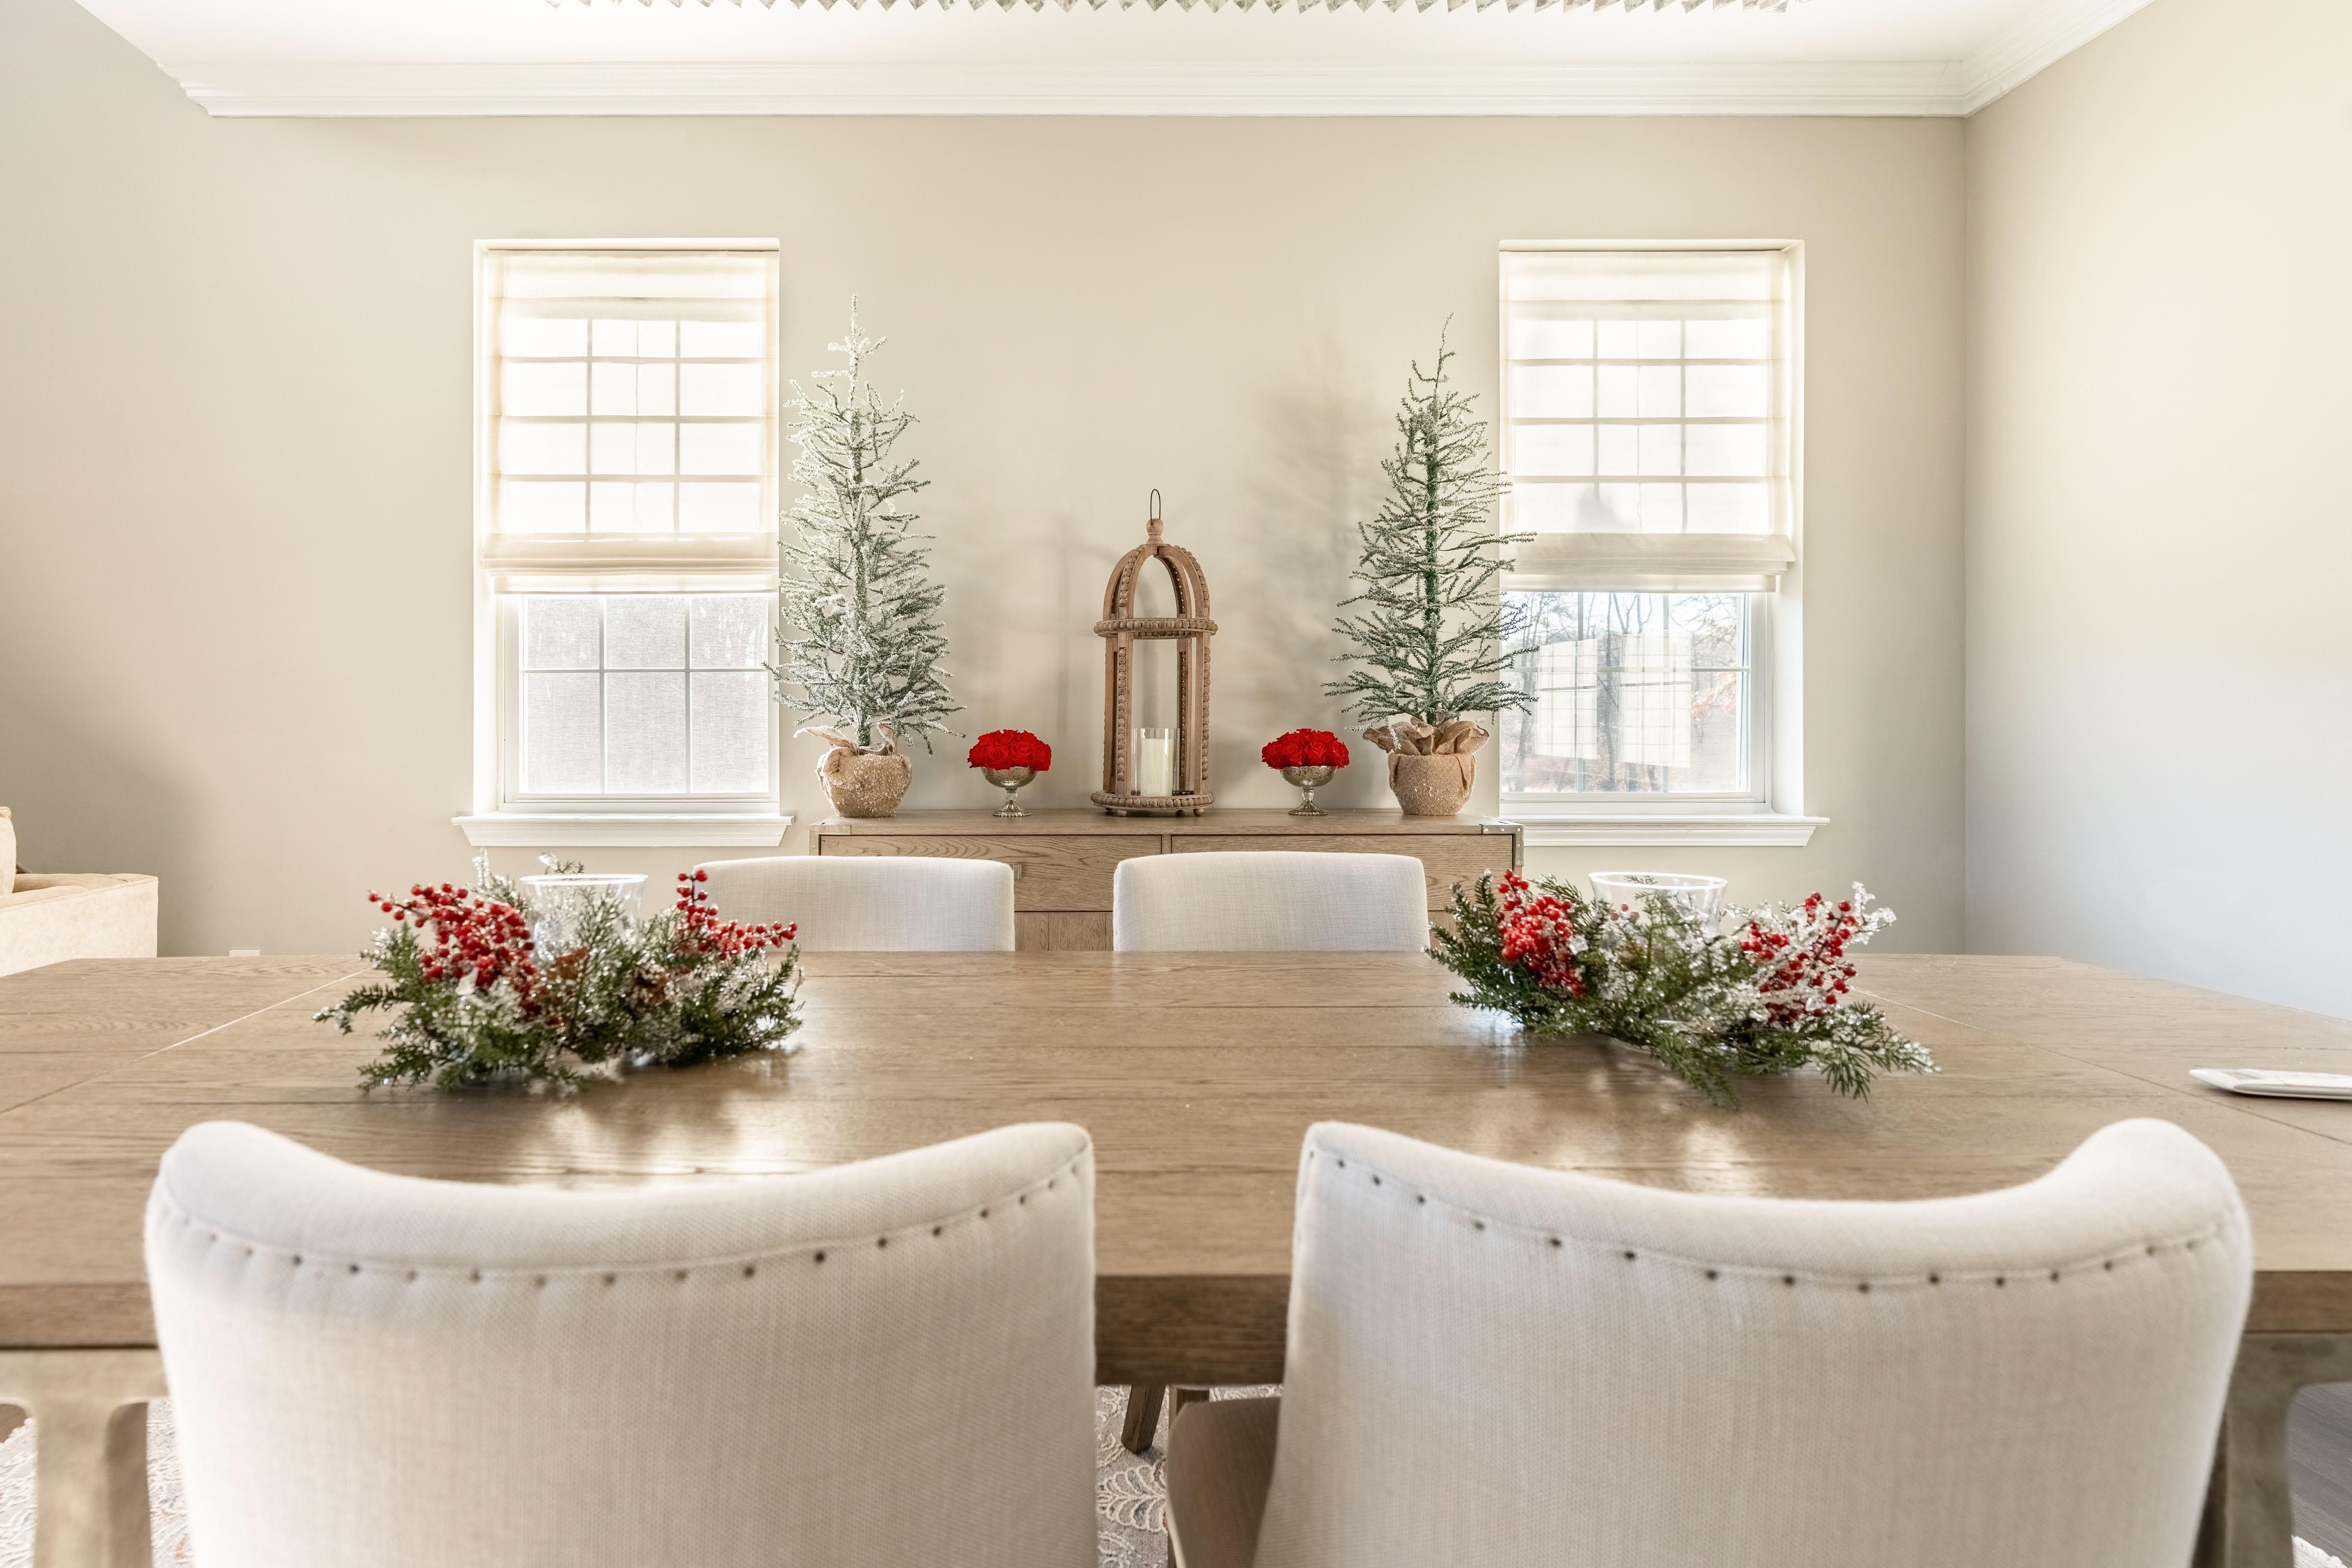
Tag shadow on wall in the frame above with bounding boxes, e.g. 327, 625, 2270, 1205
1223, 360, 1390, 809
1, 686, 197, 953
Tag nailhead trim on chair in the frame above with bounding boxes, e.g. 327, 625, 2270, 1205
1302, 1145, 2231, 1291
153, 1156, 1089, 1283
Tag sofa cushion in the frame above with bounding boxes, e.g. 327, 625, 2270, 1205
0, 807, 14, 898
0, 873, 160, 977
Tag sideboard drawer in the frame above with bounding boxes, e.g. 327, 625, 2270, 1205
1176, 833, 1509, 909
818, 833, 1159, 912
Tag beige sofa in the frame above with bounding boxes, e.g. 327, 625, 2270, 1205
0, 808, 160, 977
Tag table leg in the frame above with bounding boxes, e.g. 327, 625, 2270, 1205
0, 1349, 168, 1568
2198, 1332, 2352, 1568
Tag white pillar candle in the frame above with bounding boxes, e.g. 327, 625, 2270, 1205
1134, 728, 1176, 797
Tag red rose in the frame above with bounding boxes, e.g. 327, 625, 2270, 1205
1261, 728, 1350, 771
967, 729, 1052, 772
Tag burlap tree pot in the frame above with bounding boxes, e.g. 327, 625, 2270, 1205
1363, 716, 1489, 818
808, 725, 914, 820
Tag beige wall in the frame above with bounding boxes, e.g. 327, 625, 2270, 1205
0, 0, 1964, 958
1964, 0, 2352, 1016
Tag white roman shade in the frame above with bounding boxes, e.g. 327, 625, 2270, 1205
480, 244, 781, 592
1500, 248, 1794, 593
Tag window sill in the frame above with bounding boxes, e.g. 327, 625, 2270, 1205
454, 814, 794, 848
1509, 813, 1825, 848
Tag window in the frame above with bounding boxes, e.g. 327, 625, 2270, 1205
1499, 247, 1809, 837
462, 244, 788, 846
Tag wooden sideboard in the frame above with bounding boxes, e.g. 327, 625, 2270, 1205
811, 808, 1525, 951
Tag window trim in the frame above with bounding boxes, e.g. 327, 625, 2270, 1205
462, 240, 789, 849
1494, 240, 1814, 845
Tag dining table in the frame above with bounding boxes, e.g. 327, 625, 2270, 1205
5, 947, 2352, 1568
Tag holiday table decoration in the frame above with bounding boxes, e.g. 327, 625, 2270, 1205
316, 857, 801, 1090
1433, 871, 1934, 1105
969, 729, 1052, 817
774, 304, 959, 820
1329, 331, 1531, 817
1093, 492, 1215, 816
1261, 728, 1350, 817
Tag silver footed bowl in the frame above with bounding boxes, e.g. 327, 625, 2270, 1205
983, 766, 1038, 818
1281, 763, 1336, 816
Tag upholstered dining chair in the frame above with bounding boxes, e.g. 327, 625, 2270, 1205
1163, 1117, 2252, 1568
146, 1120, 1097, 1568
1110, 850, 1428, 1451
696, 854, 1016, 951
1111, 851, 1427, 953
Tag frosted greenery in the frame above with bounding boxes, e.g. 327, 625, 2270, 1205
1328, 330, 1532, 727
772, 305, 959, 751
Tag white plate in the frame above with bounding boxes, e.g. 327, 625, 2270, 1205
2191, 1068, 2352, 1100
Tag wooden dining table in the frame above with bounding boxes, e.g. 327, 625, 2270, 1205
5, 948, 2352, 1568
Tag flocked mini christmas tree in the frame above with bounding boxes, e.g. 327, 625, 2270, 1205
1327, 330, 1531, 731
773, 304, 960, 758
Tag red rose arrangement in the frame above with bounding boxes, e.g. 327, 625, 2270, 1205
968, 730, 1052, 772
1261, 729, 1351, 770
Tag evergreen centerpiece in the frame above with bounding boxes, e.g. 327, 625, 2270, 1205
316, 859, 800, 1090
1328, 329, 1532, 816
1433, 871, 1936, 1105
1261, 728, 1350, 817
773, 304, 959, 818
969, 729, 1051, 817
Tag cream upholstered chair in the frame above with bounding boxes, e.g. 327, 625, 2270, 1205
696, 854, 1015, 952
1111, 850, 1428, 1452
146, 1120, 1096, 1568
1166, 1118, 2252, 1568
1111, 851, 1427, 953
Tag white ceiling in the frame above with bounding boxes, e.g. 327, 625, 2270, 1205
74, 0, 2155, 116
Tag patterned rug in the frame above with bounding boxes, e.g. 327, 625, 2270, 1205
12, 1396, 2340, 1568
0, 1388, 1221, 1568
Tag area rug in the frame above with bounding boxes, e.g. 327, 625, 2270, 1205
15, 1399, 2336, 1568
0, 1389, 1211, 1568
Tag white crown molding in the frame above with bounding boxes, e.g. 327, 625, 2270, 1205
172, 59, 1973, 118
1955, 0, 2157, 113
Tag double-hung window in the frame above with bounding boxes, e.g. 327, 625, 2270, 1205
461, 243, 788, 847
1498, 246, 1814, 844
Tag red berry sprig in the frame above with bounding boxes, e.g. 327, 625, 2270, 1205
366, 883, 541, 1011
672, 869, 797, 960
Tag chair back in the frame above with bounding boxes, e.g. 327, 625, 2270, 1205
1112, 852, 1427, 952
1255, 1119, 2251, 1568
147, 1120, 1096, 1568
697, 854, 1016, 951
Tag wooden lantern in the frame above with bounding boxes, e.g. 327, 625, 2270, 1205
1092, 494, 1216, 816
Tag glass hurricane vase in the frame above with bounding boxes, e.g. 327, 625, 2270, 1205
982, 766, 1038, 818
519, 873, 648, 956
1588, 871, 1728, 933
1281, 764, 1337, 817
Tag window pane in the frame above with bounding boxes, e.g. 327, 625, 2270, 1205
679, 422, 764, 476
1686, 482, 1771, 533
501, 315, 586, 358
521, 672, 601, 793
636, 362, 677, 417
680, 319, 766, 358
1685, 423, 1769, 478
502, 361, 586, 417
691, 671, 768, 793
1637, 425, 1682, 477
498, 480, 584, 533
678, 482, 763, 533
1512, 424, 1594, 477
690, 596, 768, 669
1508, 313, 1593, 360
1509, 366, 1593, 420
1685, 364, 1770, 418
680, 362, 765, 417
589, 480, 675, 533
1686, 317, 1768, 359
522, 597, 600, 670
639, 320, 678, 358
1598, 424, 1639, 477
604, 596, 687, 669
499, 421, 585, 477
605, 672, 687, 794
1501, 591, 1752, 797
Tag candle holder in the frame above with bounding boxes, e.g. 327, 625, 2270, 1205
982, 766, 1037, 818
1281, 764, 1336, 817
1091, 492, 1216, 816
